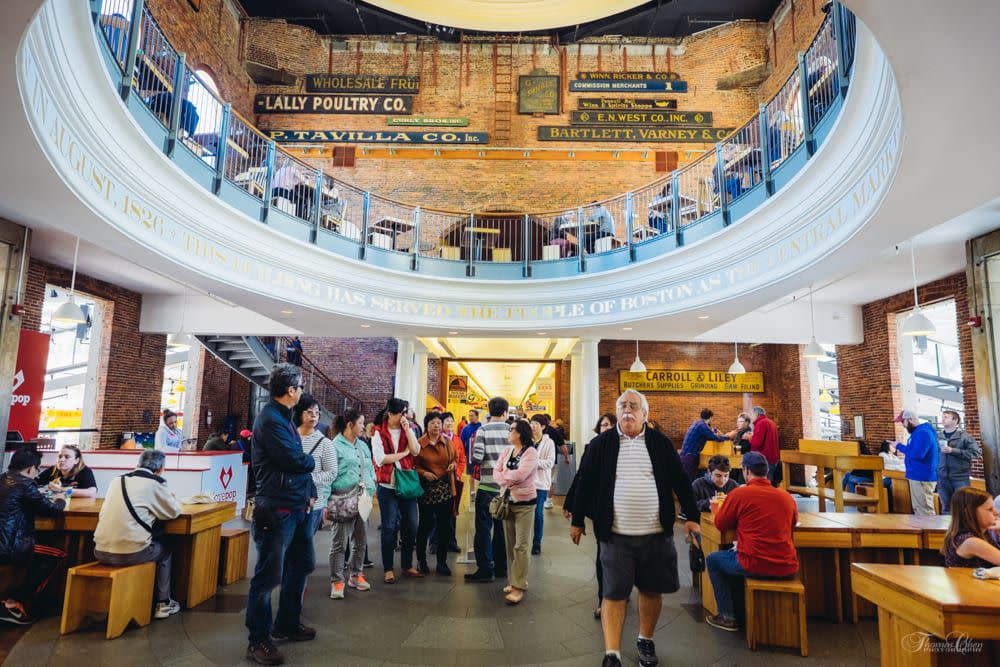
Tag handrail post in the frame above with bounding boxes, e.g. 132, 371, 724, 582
411, 206, 421, 271
262, 141, 276, 223
466, 213, 475, 277
523, 213, 531, 278
625, 193, 635, 261
797, 51, 815, 156
759, 104, 774, 195
671, 172, 682, 247
90, 0, 101, 26
832, 0, 850, 98
119, 0, 145, 100
715, 143, 730, 226
577, 206, 585, 272
166, 52, 187, 157
213, 103, 231, 193
311, 170, 323, 244
360, 191, 370, 259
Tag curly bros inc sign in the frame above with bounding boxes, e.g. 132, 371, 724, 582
619, 369, 764, 393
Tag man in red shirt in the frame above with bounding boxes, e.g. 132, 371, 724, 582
705, 451, 798, 632
742, 406, 779, 485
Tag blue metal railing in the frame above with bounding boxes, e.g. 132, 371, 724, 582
94, 0, 856, 279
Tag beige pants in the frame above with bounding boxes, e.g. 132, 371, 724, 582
909, 480, 937, 516
503, 504, 535, 591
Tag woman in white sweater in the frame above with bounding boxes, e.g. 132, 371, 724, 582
294, 394, 338, 534
528, 415, 556, 555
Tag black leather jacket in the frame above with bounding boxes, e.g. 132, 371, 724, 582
0, 471, 65, 564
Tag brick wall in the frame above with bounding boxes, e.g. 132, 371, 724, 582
758, 0, 828, 101
836, 272, 981, 473
146, 0, 256, 115
427, 358, 442, 405
23, 259, 166, 449
296, 336, 397, 417
598, 340, 807, 448
191, 347, 251, 444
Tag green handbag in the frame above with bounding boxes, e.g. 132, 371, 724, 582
394, 460, 425, 500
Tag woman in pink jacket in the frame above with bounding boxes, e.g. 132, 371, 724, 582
493, 419, 539, 605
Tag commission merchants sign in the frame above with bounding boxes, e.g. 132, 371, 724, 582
619, 369, 764, 393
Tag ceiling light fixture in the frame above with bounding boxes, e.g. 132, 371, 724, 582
360, 323, 371, 328
52, 237, 87, 325
281, 309, 293, 315
448, 331, 459, 335
167, 286, 193, 348
803, 285, 827, 359
901, 242, 936, 337
698, 315, 710, 320
727, 342, 746, 375
630, 340, 646, 373
622, 326, 633, 331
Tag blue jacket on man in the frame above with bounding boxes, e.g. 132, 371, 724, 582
252, 399, 316, 508
896, 421, 939, 483
679, 419, 727, 456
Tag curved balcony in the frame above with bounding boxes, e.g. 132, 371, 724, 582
90, 0, 856, 281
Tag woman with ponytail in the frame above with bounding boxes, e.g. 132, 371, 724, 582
325, 409, 376, 599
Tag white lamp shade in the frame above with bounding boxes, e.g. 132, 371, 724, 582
629, 357, 647, 373
901, 308, 936, 336
167, 332, 194, 348
727, 359, 746, 375
803, 338, 827, 359
51, 299, 87, 325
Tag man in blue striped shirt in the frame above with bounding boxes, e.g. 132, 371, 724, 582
465, 397, 511, 583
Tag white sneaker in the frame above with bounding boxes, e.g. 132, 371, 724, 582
330, 582, 346, 599
543, 499, 554, 510
154, 599, 181, 619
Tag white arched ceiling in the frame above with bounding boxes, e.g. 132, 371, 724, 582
362, 0, 649, 31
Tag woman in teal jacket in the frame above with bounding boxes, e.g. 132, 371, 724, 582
327, 409, 376, 599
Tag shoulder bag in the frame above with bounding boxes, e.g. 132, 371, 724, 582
394, 459, 424, 500
488, 449, 512, 520
120, 474, 166, 539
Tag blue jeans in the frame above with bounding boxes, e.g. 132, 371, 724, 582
938, 476, 970, 514
310, 508, 324, 534
533, 490, 548, 549
474, 489, 507, 574
245, 501, 316, 644
376, 486, 417, 572
706, 548, 749, 620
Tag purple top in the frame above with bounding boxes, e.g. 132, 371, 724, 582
944, 532, 996, 569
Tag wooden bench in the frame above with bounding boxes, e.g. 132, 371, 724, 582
780, 450, 888, 513
219, 527, 250, 585
745, 577, 808, 656
699, 440, 734, 470
798, 439, 860, 456
60, 561, 156, 639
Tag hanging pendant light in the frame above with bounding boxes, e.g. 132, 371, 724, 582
167, 287, 194, 348
629, 339, 647, 373
818, 388, 834, 403
727, 342, 746, 375
901, 241, 936, 337
52, 237, 87, 325
804, 285, 828, 360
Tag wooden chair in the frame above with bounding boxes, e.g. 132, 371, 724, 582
61, 561, 156, 640
745, 577, 808, 656
492, 248, 512, 262
440, 246, 461, 261
271, 197, 296, 216
593, 236, 616, 253
367, 232, 393, 250
541, 245, 560, 260
780, 450, 888, 513
219, 527, 250, 585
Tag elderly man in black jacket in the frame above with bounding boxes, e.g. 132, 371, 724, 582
246, 363, 317, 666
570, 389, 700, 667
0, 447, 66, 625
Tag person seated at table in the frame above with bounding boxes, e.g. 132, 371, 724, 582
584, 201, 615, 254
841, 440, 902, 493
94, 449, 182, 620
705, 451, 798, 632
203, 429, 229, 451
941, 486, 1000, 568
692, 455, 741, 514
34, 445, 98, 498
0, 447, 67, 625
550, 227, 574, 258
679, 408, 729, 482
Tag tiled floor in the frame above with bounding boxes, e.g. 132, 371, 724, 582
3, 498, 880, 666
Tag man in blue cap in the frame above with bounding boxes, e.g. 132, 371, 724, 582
704, 451, 799, 632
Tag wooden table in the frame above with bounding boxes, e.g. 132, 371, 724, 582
851, 564, 1000, 666
699, 512, 951, 624
36, 498, 236, 609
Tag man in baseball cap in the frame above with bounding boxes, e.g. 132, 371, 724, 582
704, 450, 799, 633
892, 408, 939, 515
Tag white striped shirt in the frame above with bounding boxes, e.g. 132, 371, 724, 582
612, 425, 662, 536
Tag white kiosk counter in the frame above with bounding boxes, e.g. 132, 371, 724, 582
4, 449, 248, 511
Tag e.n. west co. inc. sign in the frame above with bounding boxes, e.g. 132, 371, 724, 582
619, 369, 764, 393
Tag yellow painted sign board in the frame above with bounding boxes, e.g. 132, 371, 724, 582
619, 369, 764, 393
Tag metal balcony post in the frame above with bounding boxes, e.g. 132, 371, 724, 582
213, 103, 231, 193
671, 172, 682, 247
625, 192, 635, 261
577, 207, 585, 272
759, 104, 774, 195
119, 0, 145, 100
311, 170, 323, 244
715, 143, 730, 226
411, 206, 421, 271
360, 191, 370, 260
166, 52, 187, 157
466, 213, 475, 277
832, 0, 850, 99
523, 214, 532, 278
798, 51, 816, 156
262, 141, 276, 223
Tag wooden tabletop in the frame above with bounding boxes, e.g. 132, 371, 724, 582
35, 498, 236, 535
852, 563, 1000, 615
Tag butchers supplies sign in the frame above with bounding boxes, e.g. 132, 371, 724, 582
254, 94, 414, 114
619, 369, 764, 393
269, 130, 488, 144
10, 330, 50, 440
305, 74, 420, 93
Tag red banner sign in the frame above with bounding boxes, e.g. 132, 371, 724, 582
10, 329, 50, 441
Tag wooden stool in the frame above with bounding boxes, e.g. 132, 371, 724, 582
61, 561, 156, 639
219, 527, 250, 585
745, 577, 808, 656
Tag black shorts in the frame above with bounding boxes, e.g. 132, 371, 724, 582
599, 532, 679, 600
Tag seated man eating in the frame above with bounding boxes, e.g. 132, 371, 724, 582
691, 455, 740, 513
